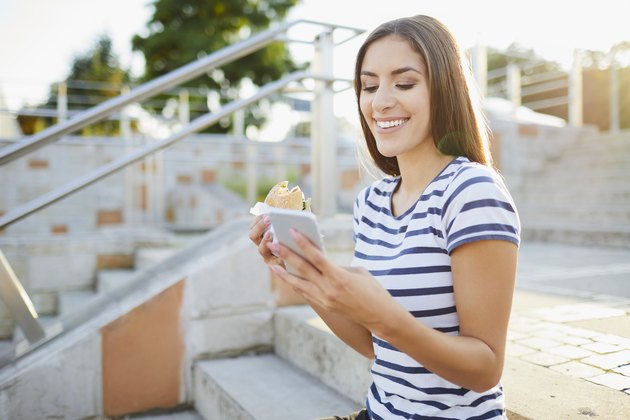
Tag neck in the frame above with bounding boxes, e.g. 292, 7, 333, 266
396, 141, 453, 197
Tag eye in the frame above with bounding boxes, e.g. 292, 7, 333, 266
362, 85, 378, 93
396, 84, 415, 90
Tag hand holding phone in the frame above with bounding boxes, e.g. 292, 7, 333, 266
268, 208, 324, 274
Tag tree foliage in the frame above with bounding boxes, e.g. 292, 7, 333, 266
18, 35, 130, 136
132, 0, 301, 132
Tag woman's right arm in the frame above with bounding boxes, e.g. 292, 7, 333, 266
249, 215, 374, 359
309, 301, 375, 359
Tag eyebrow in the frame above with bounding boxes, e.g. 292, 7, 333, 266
360, 66, 422, 77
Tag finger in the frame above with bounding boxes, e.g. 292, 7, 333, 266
248, 215, 271, 245
270, 242, 322, 281
289, 229, 337, 277
270, 264, 322, 305
259, 231, 279, 261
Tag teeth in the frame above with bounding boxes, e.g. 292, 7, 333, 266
376, 119, 407, 128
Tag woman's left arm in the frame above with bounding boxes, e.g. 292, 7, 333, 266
373, 239, 518, 392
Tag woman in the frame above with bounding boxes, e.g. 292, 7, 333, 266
249, 15, 520, 419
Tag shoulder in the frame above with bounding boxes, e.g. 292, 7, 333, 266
442, 158, 511, 204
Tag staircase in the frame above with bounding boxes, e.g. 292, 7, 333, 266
515, 130, 630, 248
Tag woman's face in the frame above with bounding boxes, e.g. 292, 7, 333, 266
359, 35, 433, 160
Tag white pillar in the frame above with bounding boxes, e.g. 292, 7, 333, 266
57, 82, 68, 123
609, 48, 620, 133
310, 30, 336, 218
569, 50, 583, 126
471, 43, 487, 98
506, 63, 521, 108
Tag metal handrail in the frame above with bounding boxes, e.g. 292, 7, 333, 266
0, 19, 363, 166
0, 19, 363, 349
0, 71, 320, 229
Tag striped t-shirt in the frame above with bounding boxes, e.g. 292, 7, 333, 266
351, 157, 520, 420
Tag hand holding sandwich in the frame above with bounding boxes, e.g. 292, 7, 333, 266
248, 181, 310, 266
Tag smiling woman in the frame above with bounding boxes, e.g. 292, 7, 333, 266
250, 14, 521, 420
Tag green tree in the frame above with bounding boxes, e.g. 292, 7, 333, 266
18, 34, 130, 136
132, 0, 301, 133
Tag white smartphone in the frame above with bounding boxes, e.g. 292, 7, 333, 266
268, 208, 324, 274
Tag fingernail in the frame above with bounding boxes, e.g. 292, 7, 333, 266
270, 264, 282, 274
267, 242, 279, 253
289, 228, 300, 240
263, 215, 271, 224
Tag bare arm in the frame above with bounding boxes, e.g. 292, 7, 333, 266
371, 240, 517, 392
272, 230, 517, 392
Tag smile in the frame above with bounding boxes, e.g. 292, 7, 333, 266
375, 119, 409, 129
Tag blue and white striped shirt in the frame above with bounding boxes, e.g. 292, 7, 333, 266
351, 157, 520, 419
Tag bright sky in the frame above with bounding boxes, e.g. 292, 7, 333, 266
1, 0, 629, 113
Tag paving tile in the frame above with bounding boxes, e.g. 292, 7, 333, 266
549, 361, 605, 379
613, 365, 630, 376
580, 342, 624, 354
506, 342, 537, 357
557, 335, 593, 346
516, 337, 563, 351
594, 334, 630, 348
521, 352, 569, 367
561, 325, 605, 339
508, 317, 549, 333
531, 303, 626, 323
586, 373, 630, 391
506, 330, 528, 341
546, 345, 595, 359
582, 350, 630, 370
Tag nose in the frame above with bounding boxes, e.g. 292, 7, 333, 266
372, 85, 395, 112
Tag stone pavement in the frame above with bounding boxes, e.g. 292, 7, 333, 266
509, 241, 630, 396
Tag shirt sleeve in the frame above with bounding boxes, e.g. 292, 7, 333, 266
441, 166, 521, 254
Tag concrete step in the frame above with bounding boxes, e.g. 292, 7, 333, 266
515, 190, 630, 207
523, 167, 630, 184
127, 410, 204, 419
566, 136, 630, 155
134, 247, 179, 271
57, 290, 99, 317
96, 269, 136, 294
518, 205, 630, 225
193, 354, 361, 420
522, 222, 630, 248
273, 305, 372, 404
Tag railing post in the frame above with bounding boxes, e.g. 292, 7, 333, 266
569, 49, 583, 126
246, 139, 258, 205
311, 30, 336, 218
609, 48, 620, 133
471, 43, 487, 98
0, 250, 45, 344
121, 86, 136, 227
179, 88, 190, 125
57, 82, 68, 123
507, 63, 521, 108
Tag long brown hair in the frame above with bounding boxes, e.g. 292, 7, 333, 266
354, 15, 492, 176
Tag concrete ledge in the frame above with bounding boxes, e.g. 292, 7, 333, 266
193, 354, 360, 420
274, 305, 372, 404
